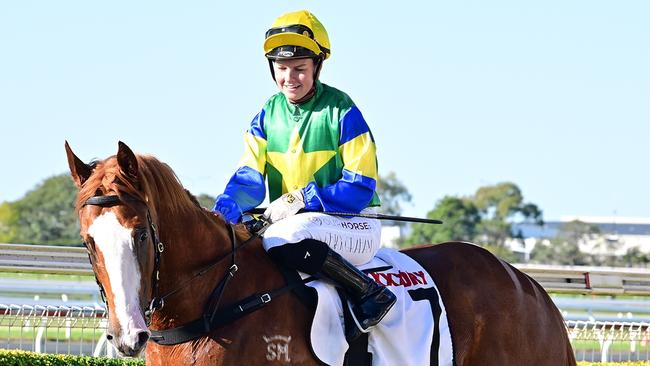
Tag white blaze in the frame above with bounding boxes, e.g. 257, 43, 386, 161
88, 212, 149, 347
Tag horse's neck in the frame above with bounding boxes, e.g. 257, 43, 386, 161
145, 214, 311, 364
152, 209, 270, 327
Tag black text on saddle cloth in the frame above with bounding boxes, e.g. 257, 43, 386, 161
369, 270, 428, 287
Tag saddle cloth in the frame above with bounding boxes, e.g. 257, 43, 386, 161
305, 248, 453, 366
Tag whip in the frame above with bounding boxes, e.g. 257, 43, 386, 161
245, 208, 443, 225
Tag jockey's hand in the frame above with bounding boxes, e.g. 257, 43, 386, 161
263, 189, 305, 224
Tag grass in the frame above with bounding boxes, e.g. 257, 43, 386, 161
573, 340, 650, 352
0, 350, 145, 365
0, 272, 95, 282
0, 322, 105, 342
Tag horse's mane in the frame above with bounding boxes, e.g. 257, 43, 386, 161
75, 152, 254, 242
76, 154, 202, 218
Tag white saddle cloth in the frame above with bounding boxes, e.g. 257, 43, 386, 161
306, 248, 454, 366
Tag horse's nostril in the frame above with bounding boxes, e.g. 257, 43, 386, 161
136, 331, 150, 348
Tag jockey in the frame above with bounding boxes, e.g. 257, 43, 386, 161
213, 10, 396, 339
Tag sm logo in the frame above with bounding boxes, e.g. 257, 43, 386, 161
263, 335, 292, 362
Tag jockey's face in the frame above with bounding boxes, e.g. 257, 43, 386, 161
273, 58, 315, 102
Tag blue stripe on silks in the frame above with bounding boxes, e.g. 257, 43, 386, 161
223, 166, 266, 212
339, 106, 372, 145
341, 168, 377, 191
213, 195, 242, 224
249, 110, 266, 140
303, 168, 376, 213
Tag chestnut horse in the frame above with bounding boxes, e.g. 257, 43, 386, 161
65, 141, 575, 365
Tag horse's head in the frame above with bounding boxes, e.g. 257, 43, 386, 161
65, 141, 160, 356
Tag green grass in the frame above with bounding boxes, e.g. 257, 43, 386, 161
573, 340, 650, 352
0, 350, 144, 365
0, 272, 95, 282
0, 324, 105, 342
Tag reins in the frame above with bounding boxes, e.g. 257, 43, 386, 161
150, 224, 243, 311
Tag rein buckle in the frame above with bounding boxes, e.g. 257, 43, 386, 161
148, 297, 164, 314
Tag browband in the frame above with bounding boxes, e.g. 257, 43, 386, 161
83, 195, 122, 207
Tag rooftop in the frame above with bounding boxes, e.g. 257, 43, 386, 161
560, 216, 650, 225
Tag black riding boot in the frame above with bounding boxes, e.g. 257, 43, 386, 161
267, 239, 396, 340
318, 249, 397, 338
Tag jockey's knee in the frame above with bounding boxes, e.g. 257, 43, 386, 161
261, 213, 380, 266
262, 216, 309, 251
267, 239, 329, 275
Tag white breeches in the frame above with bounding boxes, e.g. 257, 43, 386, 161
262, 208, 382, 266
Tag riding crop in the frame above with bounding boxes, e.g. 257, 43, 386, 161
245, 208, 443, 225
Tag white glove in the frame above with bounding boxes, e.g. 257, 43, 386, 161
263, 189, 305, 224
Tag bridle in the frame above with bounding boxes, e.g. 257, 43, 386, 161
81, 192, 254, 322
81, 194, 165, 324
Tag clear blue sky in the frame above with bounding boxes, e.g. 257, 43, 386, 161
1, 1, 648, 221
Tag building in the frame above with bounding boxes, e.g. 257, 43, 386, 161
510, 216, 650, 261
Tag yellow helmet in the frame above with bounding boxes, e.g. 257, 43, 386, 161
264, 10, 331, 60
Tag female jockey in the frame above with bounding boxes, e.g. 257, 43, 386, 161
213, 10, 396, 339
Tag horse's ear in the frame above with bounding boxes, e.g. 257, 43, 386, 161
117, 141, 139, 183
65, 141, 92, 188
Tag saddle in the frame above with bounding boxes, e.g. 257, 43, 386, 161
281, 248, 454, 366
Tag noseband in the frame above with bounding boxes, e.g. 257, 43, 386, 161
82, 194, 165, 324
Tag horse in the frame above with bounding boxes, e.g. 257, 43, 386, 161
65, 141, 576, 365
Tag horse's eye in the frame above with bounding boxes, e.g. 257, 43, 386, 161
138, 230, 148, 243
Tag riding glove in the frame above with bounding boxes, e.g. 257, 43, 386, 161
263, 189, 305, 224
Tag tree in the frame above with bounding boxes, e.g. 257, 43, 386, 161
0, 201, 19, 242
621, 247, 650, 268
376, 172, 412, 217
0, 173, 221, 246
10, 174, 80, 245
404, 196, 481, 246
530, 239, 589, 266
556, 220, 602, 244
472, 182, 543, 247
401, 182, 542, 262
196, 193, 216, 210
530, 220, 598, 265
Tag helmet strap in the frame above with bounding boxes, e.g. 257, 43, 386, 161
268, 59, 277, 81
313, 56, 324, 80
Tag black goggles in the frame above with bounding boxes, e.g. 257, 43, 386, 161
265, 24, 315, 40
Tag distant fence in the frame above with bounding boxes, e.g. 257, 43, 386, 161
568, 320, 650, 362
0, 243, 89, 275
3, 243, 650, 295
517, 263, 650, 296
